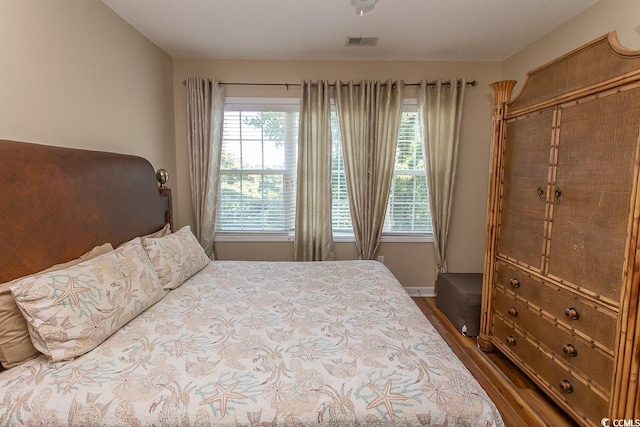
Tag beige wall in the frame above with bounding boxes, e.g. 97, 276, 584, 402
172, 59, 503, 286
503, 0, 640, 95
0, 0, 175, 175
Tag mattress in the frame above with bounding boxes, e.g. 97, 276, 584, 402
0, 260, 503, 426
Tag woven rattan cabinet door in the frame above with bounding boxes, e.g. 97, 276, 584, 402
547, 88, 640, 304
497, 109, 554, 271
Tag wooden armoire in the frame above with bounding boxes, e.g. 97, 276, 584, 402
480, 33, 640, 426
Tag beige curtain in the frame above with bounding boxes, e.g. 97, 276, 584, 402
334, 80, 404, 260
185, 77, 225, 258
417, 78, 466, 274
295, 81, 335, 261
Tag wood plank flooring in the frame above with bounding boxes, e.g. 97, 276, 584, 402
412, 297, 579, 427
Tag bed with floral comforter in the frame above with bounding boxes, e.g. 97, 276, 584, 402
0, 260, 503, 426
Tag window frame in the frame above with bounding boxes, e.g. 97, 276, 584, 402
215, 97, 299, 241
384, 102, 433, 240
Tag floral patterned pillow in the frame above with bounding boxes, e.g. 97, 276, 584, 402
0, 243, 114, 368
142, 225, 210, 290
10, 238, 166, 362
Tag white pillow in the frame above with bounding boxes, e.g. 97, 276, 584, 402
142, 225, 209, 290
10, 238, 165, 362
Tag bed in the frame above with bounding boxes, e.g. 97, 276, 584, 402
0, 139, 504, 426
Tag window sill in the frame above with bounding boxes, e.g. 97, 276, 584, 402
214, 233, 433, 243
334, 234, 433, 243
214, 233, 293, 242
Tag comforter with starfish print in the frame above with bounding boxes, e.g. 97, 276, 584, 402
0, 260, 504, 426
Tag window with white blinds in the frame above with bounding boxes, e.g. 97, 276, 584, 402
331, 106, 432, 235
330, 111, 352, 233
216, 101, 298, 234
385, 108, 432, 234
216, 99, 431, 239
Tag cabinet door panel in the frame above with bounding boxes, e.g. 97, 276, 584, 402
498, 109, 554, 270
548, 88, 640, 304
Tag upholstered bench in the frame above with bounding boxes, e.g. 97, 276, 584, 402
435, 273, 483, 336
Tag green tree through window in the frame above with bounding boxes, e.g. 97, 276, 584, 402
218, 109, 297, 233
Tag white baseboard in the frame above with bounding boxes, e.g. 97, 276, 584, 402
404, 287, 436, 297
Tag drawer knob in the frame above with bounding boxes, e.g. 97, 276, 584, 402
506, 336, 517, 346
564, 307, 580, 320
508, 307, 518, 317
562, 344, 578, 357
558, 379, 574, 393
509, 278, 520, 288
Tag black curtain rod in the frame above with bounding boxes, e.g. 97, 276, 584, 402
182, 80, 478, 88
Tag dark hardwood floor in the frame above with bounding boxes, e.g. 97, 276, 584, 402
412, 297, 579, 427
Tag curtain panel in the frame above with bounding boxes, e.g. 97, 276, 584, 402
294, 81, 335, 261
417, 78, 466, 274
334, 80, 404, 260
185, 77, 225, 258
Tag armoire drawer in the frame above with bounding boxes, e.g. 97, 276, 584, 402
495, 261, 617, 350
492, 316, 609, 424
493, 287, 614, 390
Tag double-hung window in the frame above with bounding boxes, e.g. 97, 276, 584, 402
331, 101, 432, 239
384, 104, 432, 235
216, 98, 431, 241
216, 99, 298, 237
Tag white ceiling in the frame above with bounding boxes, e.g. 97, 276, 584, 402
101, 0, 600, 62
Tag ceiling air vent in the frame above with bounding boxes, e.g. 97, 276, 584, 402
345, 36, 379, 47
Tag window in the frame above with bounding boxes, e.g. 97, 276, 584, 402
331, 104, 432, 237
216, 98, 431, 240
385, 107, 432, 234
216, 99, 298, 235
330, 111, 352, 233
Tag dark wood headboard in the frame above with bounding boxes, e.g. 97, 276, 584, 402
0, 140, 171, 284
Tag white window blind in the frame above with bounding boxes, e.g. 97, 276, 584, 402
217, 103, 298, 234
331, 106, 432, 235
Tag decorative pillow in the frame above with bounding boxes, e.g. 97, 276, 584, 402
0, 243, 114, 368
144, 223, 171, 240
142, 225, 210, 290
10, 238, 165, 362
117, 224, 172, 249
